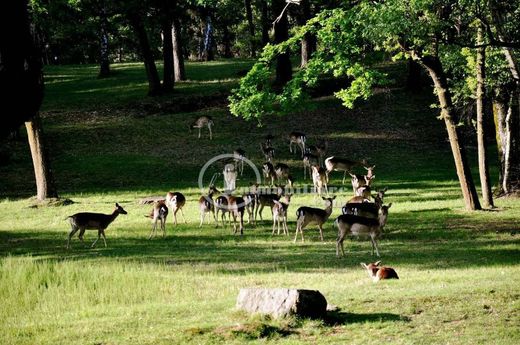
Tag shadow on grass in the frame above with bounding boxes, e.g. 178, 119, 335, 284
325, 311, 410, 325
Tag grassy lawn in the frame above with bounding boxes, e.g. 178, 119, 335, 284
0, 60, 519, 344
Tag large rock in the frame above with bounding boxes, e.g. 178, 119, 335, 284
236, 288, 327, 319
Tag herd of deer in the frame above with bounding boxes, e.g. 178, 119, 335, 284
65, 116, 398, 280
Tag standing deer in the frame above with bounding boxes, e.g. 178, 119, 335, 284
324, 156, 367, 184
335, 203, 392, 257
307, 140, 327, 166
255, 184, 285, 221
271, 194, 292, 236
303, 149, 319, 180
166, 191, 187, 225
360, 261, 399, 282
311, 165, 328, 197
147, 200, 169, 239
223, 163, 237, 192
233, 148, 246, 176
294, 196, 336, 243
262, 162, 277, 186
66, 203, 128, 249
190, 115, 214, 139
289, 131, 306, 157
264, 134, 275, 147
349, 165, 375, 194
243, 183, 259, 225
227, 195, 246, 235
215, 194, 231, 228
198, 185, 219, 227
260, 142, 275, 162
274, 162, 290, 184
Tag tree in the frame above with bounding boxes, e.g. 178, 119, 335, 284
272, 0, 292, 85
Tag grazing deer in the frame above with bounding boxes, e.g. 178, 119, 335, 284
227, 195, 246, 235
289, 131, 306, 157
223, 163, 237, 192
335, 203, 392, 257
262, 162, 277, 186
361, 261, 399, 282
147, 200, 169, 239
255, 184, 285, 221
274, 162, 290, 184
272, 194, 292, 235
66, 203, 128, 249
325, 156, 367, 184
311, 165, 328, 197
260, 142, 275, 162
303, 149, 319, 180
166, 191, 187, 225
233, 148, 246, 176
294, 196, 336, 243
243, 183, 259, 225
199, 185, 219, 227
190, 115, 214, 139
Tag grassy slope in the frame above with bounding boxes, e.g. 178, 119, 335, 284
0, 61, 519, 345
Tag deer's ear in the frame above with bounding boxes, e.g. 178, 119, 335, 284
115, 203, 119, 207
360, 263, 367, 268
375, 261, 382, 266
387, 203, 392, 209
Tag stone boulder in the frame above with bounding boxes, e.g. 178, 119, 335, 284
236, 288, 327, 319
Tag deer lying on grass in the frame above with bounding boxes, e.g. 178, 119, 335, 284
166, 191, 187, 225
361, 261, 399, 282
190, 115, 214, 139
335, 203, 392, 258
294, 196, 336, 243
311, 165, 328, 197
260, 142, 275, 162
325, 156, 367, 184
198, 185, 219, 227
272, 194, 291, 236
66, 203, 128, 249
289, 131, 306, 157
255, 184, 285, 221
147, 201, 168, 239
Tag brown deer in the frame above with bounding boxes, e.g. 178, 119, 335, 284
289, 131, 306, 157
243, 183, 259, 225
198, 186, 219, 227
360, 261, 399, 282
227, 195, 246, 235
303, 149, 319, 180
190, 115, 214, 139
147, 201, 169, 239
294, 196, 336, 243
274, 162, 290, 184
262, 162, 277, 186
166, 191, 187, 225
233, 148, 246, 176
260, 142, 275, 162
324, 156, 367, 184
349, 165, 375, 194
311, 165, 328, 197
335, 203, 392, 257
66, 203, 128, 248
271, 194, 291, 236
255, 184, 285, 221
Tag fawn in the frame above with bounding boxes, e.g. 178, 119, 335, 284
361, 261, 399, 282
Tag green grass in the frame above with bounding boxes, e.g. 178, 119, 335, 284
1, 61, 519, 344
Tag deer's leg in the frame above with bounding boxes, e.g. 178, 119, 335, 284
198, 127, 201, 138
101, 230, 107, 247
91, 230, 101, 248
371, 236, 381, 257
180, 207, 187, 224
289, 142, 293, 154
208, 125, 212, 140
239, 212, 244, 235
149, 221, 156, 239
342, 170, 347, 184
258, 204, 264, 221
161, 218, 166, 237
199, 211, 205, 228
318, 224, 324, 241
78, 228, 86, 246
67, 225, 80, 249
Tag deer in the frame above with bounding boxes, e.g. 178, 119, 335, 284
274, 162, 290, 184
311, 165, 328, 198
146, 200, 169, 239
165, 191, 187, 225
324, 156, 367, 184
271, 194, 292, 236
350, 167, 375, 194
255, 184, 285, 221
262, 162, 277, 186
190, 115, 214, 140
360, 261, 399, 282
198, 185, 219, 227
66, 203, 127, 249
289, 131, 306, 157
344, 187, 387, 218
233, 148, 246, 176
303, 149, 319, 180
264, 134, 275, 147
307, 140, 327, 166
294, 196, 336, 243
215, 194, 231, 228
227, 195, 246, 235
287, 175, 295, 188
223, 163, 237, 192
335, 203, 392, 258
260, 142, 275, 162
243, 183, 259, 225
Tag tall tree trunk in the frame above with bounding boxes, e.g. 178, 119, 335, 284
419, 56, 481, 210
260, 0, 270, 47
161, 17, 174, 92
492, 93, 508, 190
222, 25, 233, 58
273, 0, 292, 85
406, 58, 423, 92
25, 113, 58, 201
98, 2, 110, 78
128, 13, 162, 96
299, 0, 315, 68
475, 26, 493, 207
172, 16, 186, 81
244, 0, 256, 57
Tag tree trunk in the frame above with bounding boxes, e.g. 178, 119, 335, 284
98, 3, 111, 78
161, 17, 174, 92
406, 58, 423, 92
260, 0, 270, 47
128, 13, 162, 96
492, 93, 508, 190
419, 56, 481, 210
244, 0, 256, 57
299, 0, 315, 68
273, 0, 292, 85
25, 113, 58, 201
222, 25, 233, 58
475, 26, 493, 207
172, 16, 186, 81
